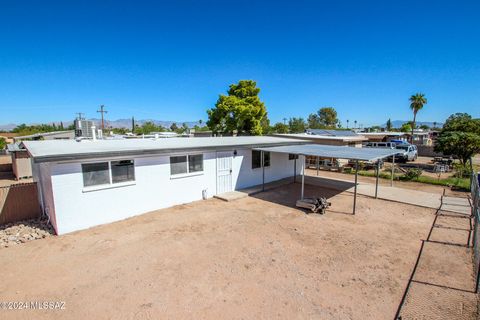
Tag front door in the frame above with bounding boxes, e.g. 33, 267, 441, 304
217, 151, 233, 194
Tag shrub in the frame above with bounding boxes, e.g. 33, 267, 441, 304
403, 168, 423, 180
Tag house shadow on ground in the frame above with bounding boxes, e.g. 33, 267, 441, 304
248, 178, 357, 215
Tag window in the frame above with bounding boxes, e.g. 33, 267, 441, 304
263, 152, 270, 167
82, 160, 136, 188
170, 154, 204, 176
188, 154, 203, 173
252, 150, 270, 169
288, 154, 299, 160
111, 160, 135, 184
82, 162, 110, 187
170, 156, 188, 175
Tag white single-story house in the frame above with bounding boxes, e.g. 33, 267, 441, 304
23, 136, 307, 235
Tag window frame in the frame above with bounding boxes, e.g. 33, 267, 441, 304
252, 150, 271, 169
82, 159, 136, 192
170, 153, 204, 178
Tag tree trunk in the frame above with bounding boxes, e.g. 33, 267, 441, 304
411, 112, 417, 144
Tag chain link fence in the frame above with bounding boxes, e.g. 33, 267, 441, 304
471, 171, 480, 293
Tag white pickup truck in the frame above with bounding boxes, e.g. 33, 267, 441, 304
394, 144, 418, 162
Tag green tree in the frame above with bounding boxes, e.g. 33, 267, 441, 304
308, 107, 339, 129
419, 124, 430, 130
435, 113, 480, 165
386, 118, 392, 131
409, 93, 427, 142
207, 80, 268, 135
0, 137, 6, 150
272, 122, 289, 133
400, 122, 412, 133
288, 117, 306, 133
170, 123, 178, 132
134, 121, 164, 135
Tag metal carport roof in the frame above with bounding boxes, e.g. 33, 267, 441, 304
253, 144, 398, 161
253, 144, 400, 215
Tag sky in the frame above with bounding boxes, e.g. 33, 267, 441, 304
0, 0, 479, 127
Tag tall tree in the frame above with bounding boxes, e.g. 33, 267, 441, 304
272, 122, 289, 133
435, 113, 480, 166
131, 117, 135, 133
308, 107, 339, 129
170, 123, 178, 132
409, 93, 427, 142
386, 118, 392, 131
207, 80, 268, 135
288, 117, 306, 133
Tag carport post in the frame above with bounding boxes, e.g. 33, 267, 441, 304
391, 154, 395, 187
261, 150, 265, 192
353, 159, 359, 215
301, 155, 305, 199
375, 160, 380, 198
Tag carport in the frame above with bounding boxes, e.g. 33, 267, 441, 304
254, 144, 399, 214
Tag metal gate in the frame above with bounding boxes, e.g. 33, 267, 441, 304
216, 151, 233, 194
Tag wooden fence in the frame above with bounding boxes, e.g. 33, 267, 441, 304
0, 182, 42, 225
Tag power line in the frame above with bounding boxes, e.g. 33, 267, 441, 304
97, 105, 108, 131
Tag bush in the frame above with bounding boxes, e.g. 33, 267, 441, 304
453, 163, 471, 178
403, 168, 423, 180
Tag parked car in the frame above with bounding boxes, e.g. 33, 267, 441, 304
364, 142, 397, 149
394, 144, 418, 162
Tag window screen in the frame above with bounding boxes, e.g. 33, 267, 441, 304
252, 150, 262, 169
170, 156, 188, 175
252, 150, 270, 168
82, 162, 110, 187
263, 152, 271, 167
188, 154, 203, 173
111, 160, 135, 184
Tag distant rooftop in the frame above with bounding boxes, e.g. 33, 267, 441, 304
305, 129, 359, 137
23, 136, 308, 163
14, 130, 75, 141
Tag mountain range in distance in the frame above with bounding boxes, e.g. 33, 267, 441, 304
0, 119, 443, 131
0, 118, 203, 131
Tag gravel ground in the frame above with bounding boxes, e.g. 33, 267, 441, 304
0, 219, 54, 248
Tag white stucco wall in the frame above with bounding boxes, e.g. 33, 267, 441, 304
44, 148, 300, 234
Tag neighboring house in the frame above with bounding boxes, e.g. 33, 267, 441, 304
272, 130, 366, 147
0, 132, 20, 145
361, 131, 408, 143
271, 130, 366, 169
23, 136, 306, 235
13, 130, 75, 142
7, 143, 32, 180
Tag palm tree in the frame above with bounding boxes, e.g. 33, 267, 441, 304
433, 121, 437, 130
354, 120, 357, 129
346, 119, 349, 129
409, 93, 427, 143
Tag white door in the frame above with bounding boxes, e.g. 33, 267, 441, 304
217, 152, 233, 194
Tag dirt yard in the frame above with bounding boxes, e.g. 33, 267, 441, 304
0, 183, 462, 319
306, 168, 468, 198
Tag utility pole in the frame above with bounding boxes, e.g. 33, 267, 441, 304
97, 105, 108, 131
76, 112, 84, 120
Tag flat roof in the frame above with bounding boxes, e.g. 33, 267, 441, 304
272, 133, 366, 142
254, 144, 399, 161
23, 136, 309, 163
